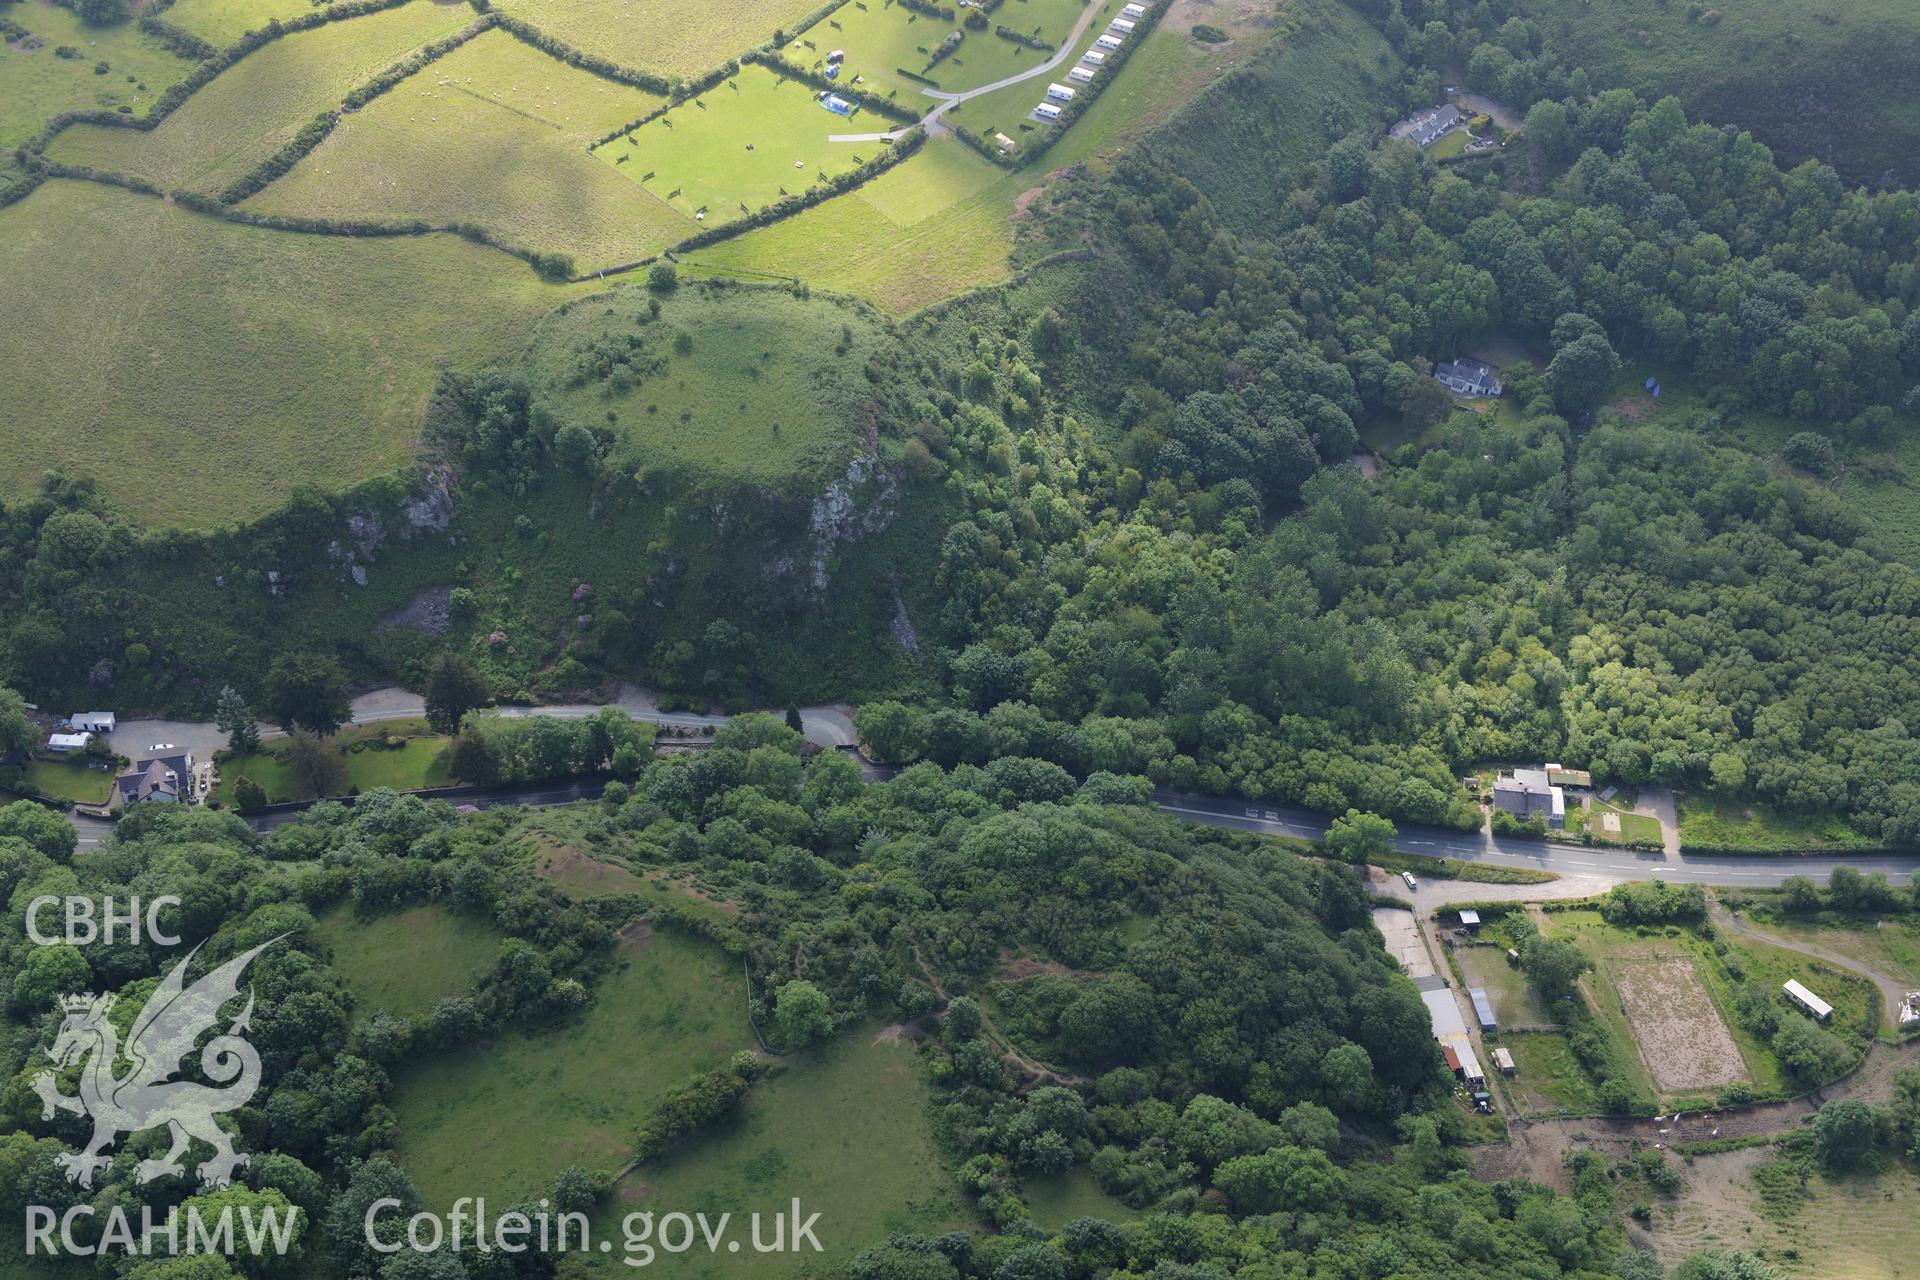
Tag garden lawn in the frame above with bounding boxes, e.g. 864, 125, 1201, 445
595, 62, 868, 222
245, 28, 690, 268
525, 284, 887, 482
493, 0, 821, 80
389, 927, 750, 1207
165, 0, 334, 48
315, 902, 504, 1020
0, 180, 582, 528
215, 720, 452, 803
790, 0, 1088, 103
47, 0, 474, 193
21, 758, 116, 806
578, 1029, 967, 1278
0, 1, 193, 147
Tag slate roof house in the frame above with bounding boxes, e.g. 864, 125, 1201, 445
116, 751, 194, 806
1434, 358, 1502, 396
1492, 767, 1565, 828
1406, 103, 1462, 148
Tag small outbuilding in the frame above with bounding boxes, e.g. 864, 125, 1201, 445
47, 732, 93, 753
1493, 1046, 1517, 1076
1458, 909, 1482, 931
69, 712, 116, 734
1783, 979, 1832, 1022
1469, 987, 1497, 1034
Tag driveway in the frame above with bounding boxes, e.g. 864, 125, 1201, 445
915, 0, 1112, 133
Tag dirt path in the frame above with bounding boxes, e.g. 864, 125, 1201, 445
1711, 901, 1907, 1028
908, 939, 1089, 1091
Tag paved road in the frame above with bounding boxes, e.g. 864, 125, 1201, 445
1152, 791, 1920, 888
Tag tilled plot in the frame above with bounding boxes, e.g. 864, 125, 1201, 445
1615, 954, 1747, 1092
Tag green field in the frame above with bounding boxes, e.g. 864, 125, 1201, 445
215, 720, 454, 803
316, 902, 505, 1020
165, 0, 336, 48
789, 0, 1090, 104
0, 180, 581, 528
1501, 1030, 1601, 1115
0, 2, 193, 147
576, 1031, 967, 1278
391, 927, 751, 1207
1677, 793, 1881, 854
693, 18, 1269, 312
247, 27, 690, 267
494, 0, 821, 79
595, 63, 871, 222
14, 758, 116, 805
47, 0, 474, 192
525, 284, 889, 482
1514, 0, 1920, 188
1022, 1169, 1133, 1229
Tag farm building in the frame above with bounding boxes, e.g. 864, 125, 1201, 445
1469, 987, 1497, 1034
1046, 82, 1076, 102
1082, 49, 1107, 65
1783, 979, 1833, 1022
47, 732, 93, 753
1492, 766, 1564, 827
68, 712, 116, 734
1420, 982, 1485, 1085
1433, 357, 1502, 397
1109, 17, 1136, 33
1033, 102, 1062, 121
1493, 1047, 1516, 1076
1068, 65, 1095, 84
1096, 33, 1124, 50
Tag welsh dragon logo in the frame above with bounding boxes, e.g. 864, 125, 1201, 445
30, 939, 280, 1189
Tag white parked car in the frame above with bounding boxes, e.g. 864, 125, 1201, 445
1401, 870, 1419, 891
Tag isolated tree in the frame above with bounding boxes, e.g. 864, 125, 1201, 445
553, 421, 597, 474
775, 979, 832, 1049
1780, 875, 1822, 913
1781, 431, 1835, 474
74, 0, 132, 24
944, 995, 982, 1041
424, 653, 491, 735
285, 731, 346, 799
1812, 1098, 1875, 1170
1520, 935, 1591, 1001
785, 705, 804, 734
265, 653, 351, 736
232, 775, 269, 814
0, 685, 34, 759
648, 262, 678, 293
215, 685, 261, 755
1324, 809, 1397, 863
1544, 331, 1622, 414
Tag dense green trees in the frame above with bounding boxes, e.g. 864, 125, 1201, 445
265, 653, 352, 736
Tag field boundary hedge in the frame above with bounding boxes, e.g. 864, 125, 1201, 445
217, 15, 497, 204
25, 0, 419, 153
743, 49, 921, 125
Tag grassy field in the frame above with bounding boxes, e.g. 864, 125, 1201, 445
525, 283, 887, 482
1456, 945, 1556, 1026
692, 16, 1287, 312
576, 1030, 968, 1278
47, 0, 474, 193
1651, 1145, 1920, 1279
316, 902, 504, 1019
246, 27, 689, 268
0, 1, 193, 147
1678, 793, 1881, 854
1022, 1169, 1133, 1229
1515, 0, 1920, 188
789, 0, 1089, 104
0, 180, 582, 528
391, 926, 751, 1207
595, 63, 870, 222
1502, 1030, 1601, 1116
494, 0, 821, 79
16, 758, 117, 805
214, 719, 453, 803
165, 0, 335, 48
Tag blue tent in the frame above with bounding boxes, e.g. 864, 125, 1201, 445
1644, 376, 1657, 390
1652, 384, 1662, 397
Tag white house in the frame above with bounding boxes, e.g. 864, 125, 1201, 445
1109, 17, 1136, 33
1033, 101, 1062, 121
1082, 48, 1107, 65
47, 733, 93, 753
69, 712, 116, 734
1068, 65, 1095, 84
1096, 33, 1123, 50
1046, 82, 1076, 102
